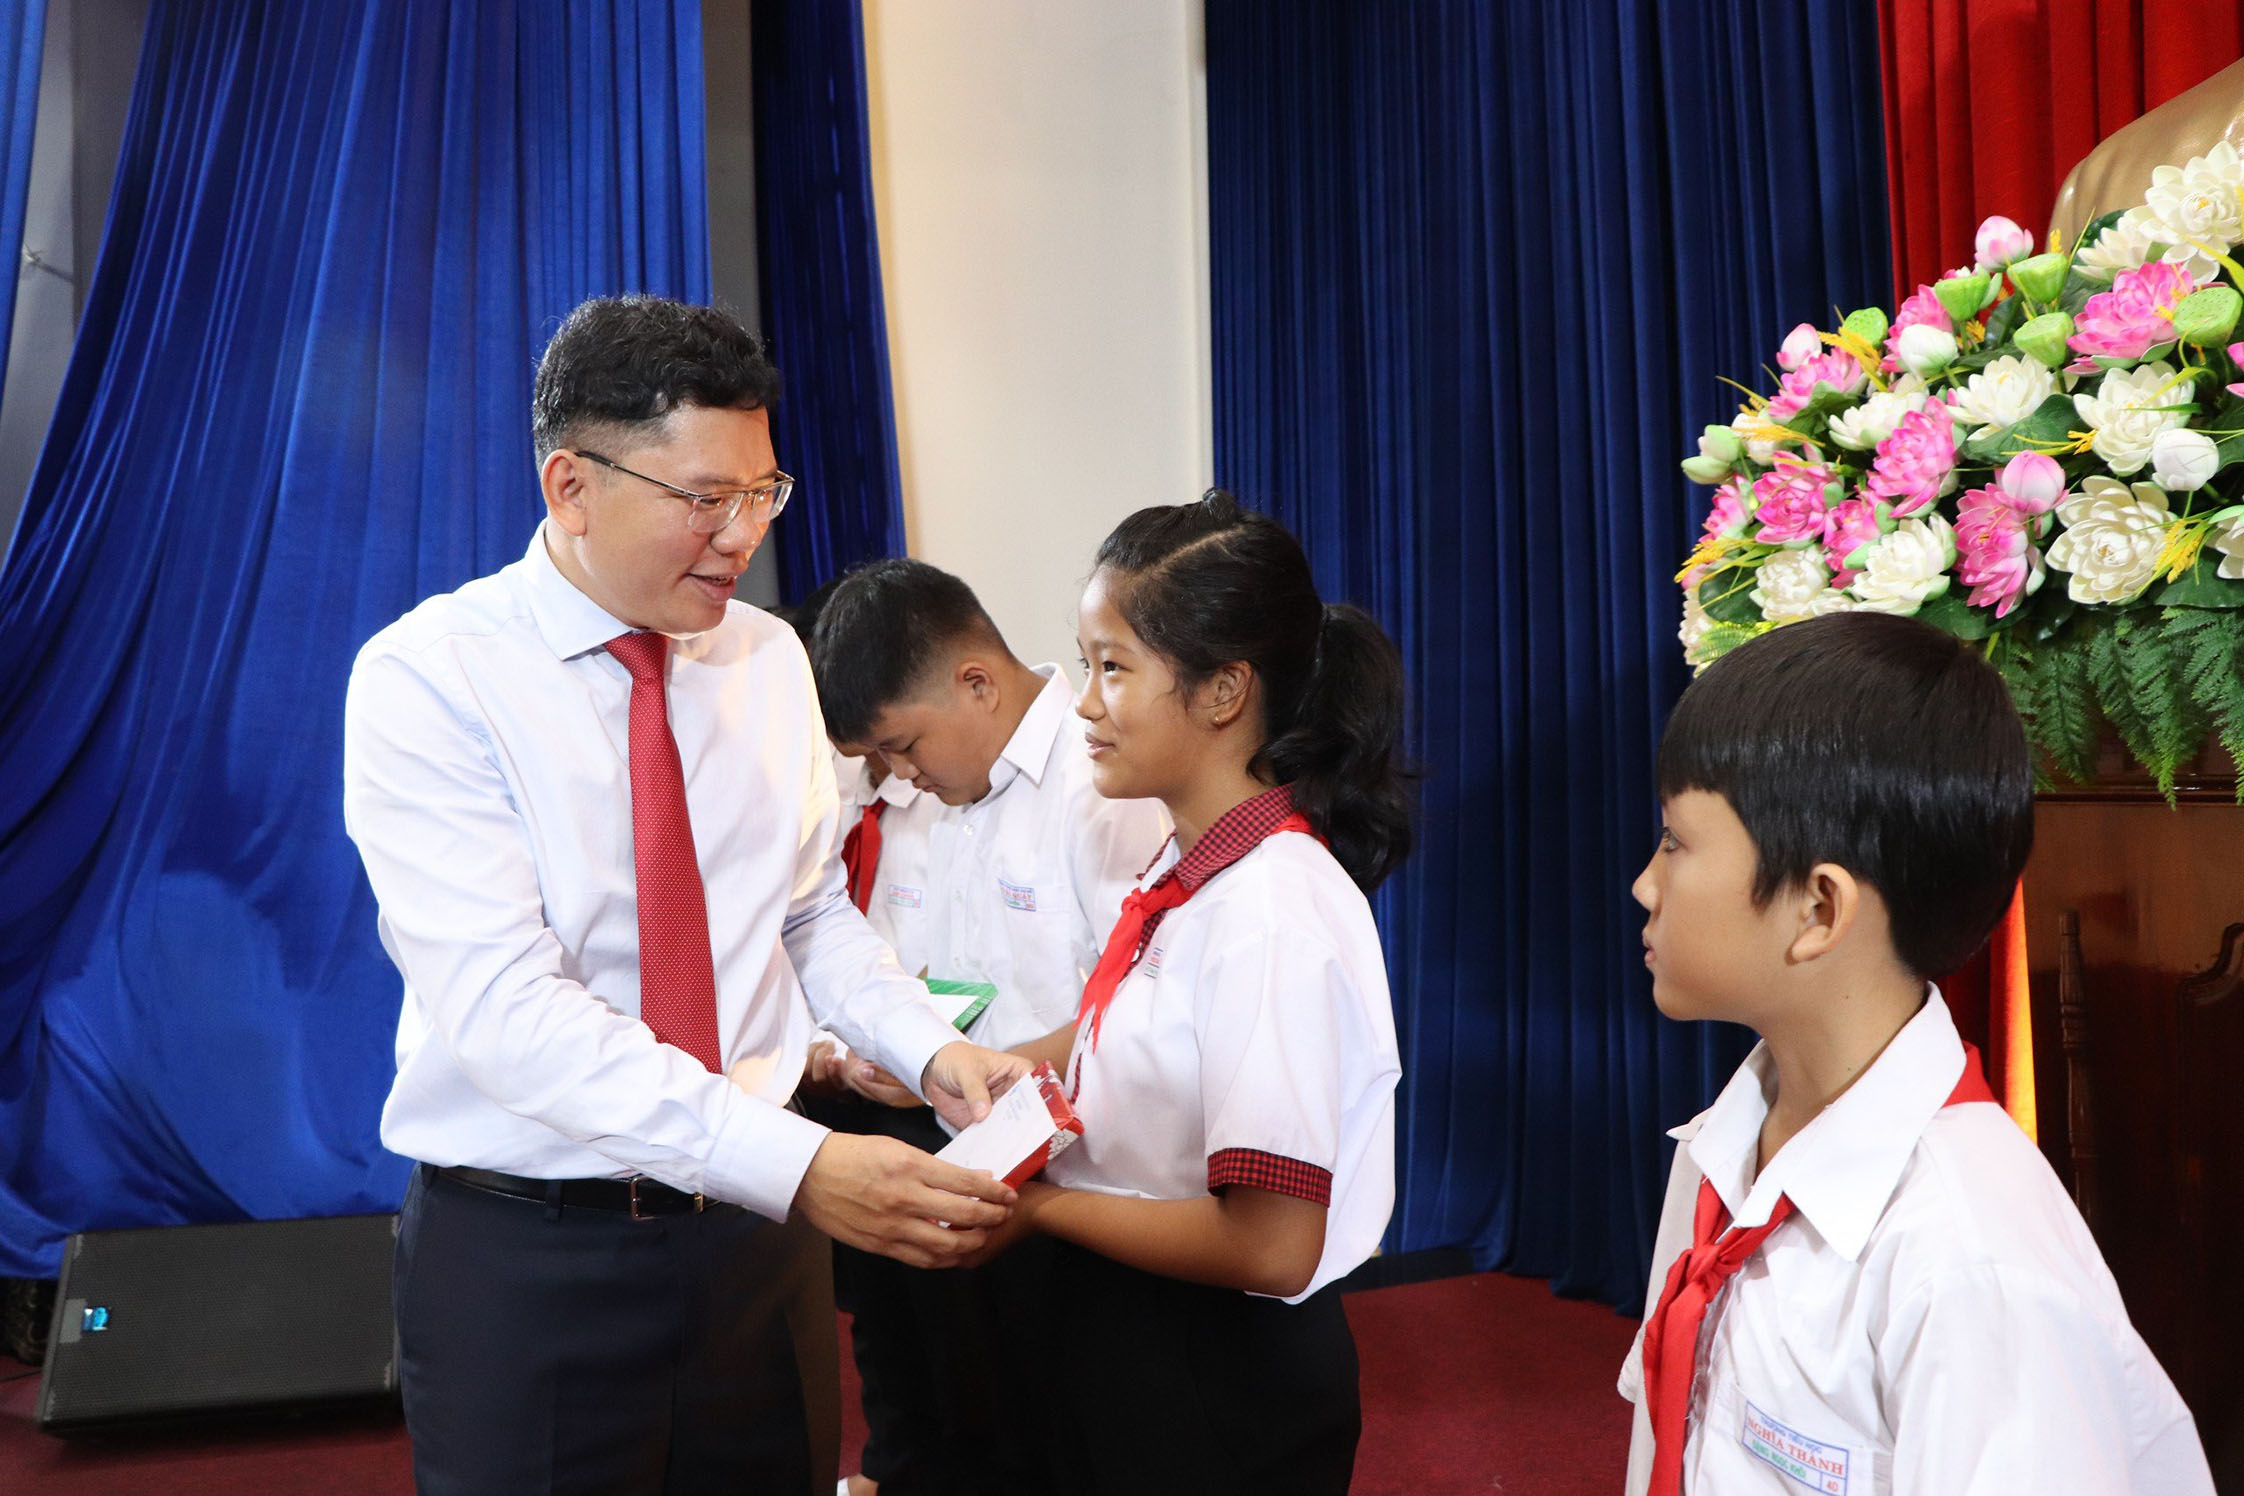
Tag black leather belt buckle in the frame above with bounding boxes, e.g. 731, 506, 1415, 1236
628, 1176, 704, 1221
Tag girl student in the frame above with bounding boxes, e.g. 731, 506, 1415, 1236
985, 490, 1413, 1495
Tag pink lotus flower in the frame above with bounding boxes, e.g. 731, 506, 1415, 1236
1974, 215, 2035, 271
2228, 340, 2244, 399
1822, 496, 1892, 575
1954, 453, 2064, 617
1777, 322, 1823, 371
1884, 284, 1953, 372
2068, 260, 2197, 362
1763, 349, 1869, 423
1701, 476, 1755, 541
1751, 455, 1838, 547
1990, 450, 2065, 514
1862, 402, 1959, 517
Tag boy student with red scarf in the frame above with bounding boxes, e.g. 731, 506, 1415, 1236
976, 491, 1413, 1495
803, 558, 1168, 1496
1618, 611, 2211, 1495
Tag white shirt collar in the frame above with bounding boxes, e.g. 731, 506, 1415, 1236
987, 664, 1072, 795
518, 522, 723, 662
1677, 985, 1970, 1260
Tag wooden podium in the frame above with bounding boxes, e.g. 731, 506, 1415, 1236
2024, 744, 2243, 1476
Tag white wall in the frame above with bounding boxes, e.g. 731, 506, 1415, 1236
862, 0, 1212, 676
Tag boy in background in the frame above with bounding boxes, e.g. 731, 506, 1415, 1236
1620, 611, 2211, 1495
812, 558, 1169, 1496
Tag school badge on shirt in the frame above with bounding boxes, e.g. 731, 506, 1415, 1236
998, 878, 1037, 912
1740, 1400, 1850, 1494
887, 885, 923, 909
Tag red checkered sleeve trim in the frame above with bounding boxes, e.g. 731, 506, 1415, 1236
1207, 1147, 1333, 1207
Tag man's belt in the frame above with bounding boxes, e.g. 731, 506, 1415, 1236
432, 1164, 713, 1220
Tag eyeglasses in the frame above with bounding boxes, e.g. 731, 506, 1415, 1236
573, 449, 794, 535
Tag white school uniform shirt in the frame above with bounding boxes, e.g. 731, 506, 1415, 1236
342, 526, 961, 1223
864, 664, 1171, 1052
1617, 990, 2212, 1496
1048, 788, 1400, 1302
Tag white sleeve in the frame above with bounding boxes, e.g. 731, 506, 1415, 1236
342, 645, 827, 1221
780, 683, 960, 1091
1193, 931, 1363, 1200
1879, 1264, 2213, 1495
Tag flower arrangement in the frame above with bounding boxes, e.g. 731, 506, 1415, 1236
1677, 147, 2244, 798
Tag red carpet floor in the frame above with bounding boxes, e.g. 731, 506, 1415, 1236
3, 1271, 1637, 1493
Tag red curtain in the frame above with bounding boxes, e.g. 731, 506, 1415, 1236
1939, 888, 2037, 1137
1878, 0, 2244, 299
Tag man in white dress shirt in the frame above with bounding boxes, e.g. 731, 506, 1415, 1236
342, 297, 1025, 1495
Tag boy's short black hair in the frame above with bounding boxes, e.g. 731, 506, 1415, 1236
1657, 611, 2034, 978
811, 559, 1006, 743
777, 575, 847, 655
531, 296, 780, 461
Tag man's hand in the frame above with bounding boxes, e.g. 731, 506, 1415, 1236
793, 1132, 1015, 1268
920, 1040, 1031, 1130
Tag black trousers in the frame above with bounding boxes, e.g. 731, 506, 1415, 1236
802, 1096, 1057, 1496
1040, 1241, 1362, 1496
394, 1164, 838, 1496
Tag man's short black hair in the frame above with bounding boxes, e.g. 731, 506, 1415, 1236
531, 296, 780, 461
811, 559, 1005, 743
1657, 611, 2034, 978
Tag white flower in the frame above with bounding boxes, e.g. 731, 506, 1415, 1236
1679, 593, 1717, 667
2139, 142, 2244, 285
1828, 389, 1930, 451
1749, 548, 1837, 622
1848, 514, 1957, 615
1805, 588, 1858, 617
1949, 355, 2057, 434
1729, 410, 1780, 467
2044, 478, 2174, 604
2075, 209, 2164, 281
2149, 427, 2221, 492
2073, 362, 2188, 476
2210, 513, 2244, 580
1896, 325, 1959, 378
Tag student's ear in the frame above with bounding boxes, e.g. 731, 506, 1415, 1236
1199, 661, 1255, 729
957, 657, 998, 713
541, 449, 593, 537
1785, 862, 1861, 964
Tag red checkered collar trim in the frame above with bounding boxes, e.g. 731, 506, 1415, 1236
1143, 783, 1301, 894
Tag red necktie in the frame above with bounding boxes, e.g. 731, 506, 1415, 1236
1639, 1042, 1996, 1494
841, 800, 887, 913
1072, 810, 1313, 1062
606, 632, 722, 1073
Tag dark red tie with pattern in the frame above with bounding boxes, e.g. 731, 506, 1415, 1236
606, 632, 722, 1073
842, 800, 886, 913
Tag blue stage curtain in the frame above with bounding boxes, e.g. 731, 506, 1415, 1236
1206, 0, 1892, 1308
0, 0, 710, 1277
0, 0, 47, 400
750, 0, 907, 601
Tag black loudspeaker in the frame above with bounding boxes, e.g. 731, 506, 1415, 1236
36, 1214, 400, 1432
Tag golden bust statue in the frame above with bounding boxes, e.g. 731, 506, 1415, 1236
2050, 59, 2244, 246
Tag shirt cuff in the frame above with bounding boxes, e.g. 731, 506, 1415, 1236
1207, 1147, 1333, 1206
704, 1092, 831, 1222
865, 1000, 965, 1103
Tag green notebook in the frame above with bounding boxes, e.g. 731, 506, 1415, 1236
923, 978, 997, 1032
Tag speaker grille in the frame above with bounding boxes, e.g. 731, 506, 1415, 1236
38, 1214, 398, 1430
